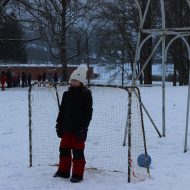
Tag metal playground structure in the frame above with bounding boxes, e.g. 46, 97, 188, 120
132, 0, 190, 152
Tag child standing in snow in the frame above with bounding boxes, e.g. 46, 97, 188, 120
0, 71, 7, 91
54, 65, 93, 183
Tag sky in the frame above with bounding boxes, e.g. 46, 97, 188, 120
0, 83, 190, 190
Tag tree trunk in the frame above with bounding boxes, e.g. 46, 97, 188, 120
144, 60, 152, 84
140, 0, 152, 85
173, 62, 177, 86
121, 56, 124, 86
61, 0, 67, 82
140, 36, 152, 85
137, 60, 143, 84
85, 32, 91, 84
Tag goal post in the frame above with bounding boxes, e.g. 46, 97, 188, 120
28, 82, 150, 182
28, 82, 61, 167
127, 87, 150, 182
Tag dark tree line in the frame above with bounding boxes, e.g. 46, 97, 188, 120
166, 0, 190, 86
0, 13, 27, 63
0, 0, 27, 63
12, 0, 95, 81
0, 0, 190, 85
93, 0, 190, 85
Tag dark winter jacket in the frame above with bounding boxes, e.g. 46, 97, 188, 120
56, 85, 93, 139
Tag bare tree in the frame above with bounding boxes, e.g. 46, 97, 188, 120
0, 0, 41, 43
166, 0, 190, 86
91, 0, 138, 85
1, 0, 11, 9
0, 0, 11, 25
90, 0, 160, 85
12, 0, 95, 81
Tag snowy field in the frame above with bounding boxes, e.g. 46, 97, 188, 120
1, 84, 190, 190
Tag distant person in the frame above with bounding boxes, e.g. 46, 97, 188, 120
21, 72, 27, 88
47, 72, 53, 83
28, 73, 32, 87
16, 73, 20, 87
37, 74, 42, 87
53, 72, 59, 83
42, 72, 46, 86
6, 70, 12, 88
12, 73, 17, 87
42, 72, 46, 82
0, 71, 7, 91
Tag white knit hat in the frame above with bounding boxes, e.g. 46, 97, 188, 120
69, 64, 87, 84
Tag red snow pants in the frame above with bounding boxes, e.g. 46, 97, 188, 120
58, 133, 86, 179
1, 81, 5, 91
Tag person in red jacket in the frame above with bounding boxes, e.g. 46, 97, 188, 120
54, 65, 93, 183
1, 71, 7, 91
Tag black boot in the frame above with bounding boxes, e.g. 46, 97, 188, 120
70, 175, 83, 183
53, 170, 70, 178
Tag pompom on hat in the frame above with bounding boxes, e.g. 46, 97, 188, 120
69, 64, 88, 84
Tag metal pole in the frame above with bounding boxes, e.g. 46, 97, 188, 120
132, 0, 151, 86
135, 37, 163, 81
127, 91, 132, 183
54, 83, 60, 110
142, 28, 190, 33
28, 84, 34, 167
123, 89, 131, 146
132, 87, 162, 137
86, 31, 90, 85
162, 39, 166, 137
132, 33, 141, 85
185, 0, 190, 10
140, 0, 151, 28
184, 64, 190, 152
134, 0, 142, 21
160, 0, 166, 137
140, 100, 162, 138
134, 88, 150, 176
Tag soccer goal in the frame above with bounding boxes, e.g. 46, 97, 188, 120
28, 82, 150, 182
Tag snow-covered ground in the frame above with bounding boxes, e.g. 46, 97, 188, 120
92, 63, 173, 85
1, 84, 190, 190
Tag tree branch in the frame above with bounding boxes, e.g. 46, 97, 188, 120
0, 36, 42, 42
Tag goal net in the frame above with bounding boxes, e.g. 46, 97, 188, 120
28, 82, 150, 182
